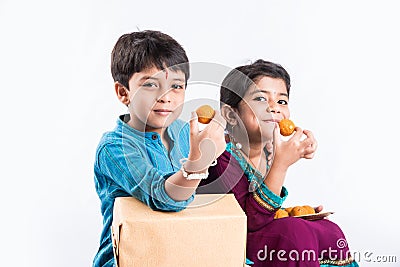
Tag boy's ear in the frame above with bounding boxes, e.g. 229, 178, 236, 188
221, 104, 238, 126
115, 82, 130, 106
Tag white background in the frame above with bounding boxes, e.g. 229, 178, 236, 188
1, 1, 399, 266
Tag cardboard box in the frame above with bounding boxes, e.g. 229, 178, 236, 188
112, 194, 247, 267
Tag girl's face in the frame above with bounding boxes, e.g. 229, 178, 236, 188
236, 76, 290, 142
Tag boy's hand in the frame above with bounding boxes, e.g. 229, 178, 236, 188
272, 125, 318, 169
185, 111, 226, 173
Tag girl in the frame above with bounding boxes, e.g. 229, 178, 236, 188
199, 59, 358, 267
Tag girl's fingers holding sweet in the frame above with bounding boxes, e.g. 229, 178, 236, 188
312, 140, 318, 151
291, 126, 303, 140
303, 151, 315, 159
304, 143, 317, 154
302, 136, 318, 155
303, 152, 315, 159
301, 136, 317, 158
303, 129, 317, 144
300, 136, 313, 148
303, 129, 314, 137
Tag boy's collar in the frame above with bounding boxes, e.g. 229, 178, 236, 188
118, 114, 175, 141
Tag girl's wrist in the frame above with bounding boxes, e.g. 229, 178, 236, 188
269, 160, 289, 175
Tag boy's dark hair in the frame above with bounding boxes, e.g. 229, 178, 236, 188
220, 59, 291, 108
111, 30, 190, 89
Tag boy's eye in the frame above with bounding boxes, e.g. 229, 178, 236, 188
278, 99, 288, 105
171, 84, 185, 90
253, 96, 267, 102
142, 82, 158, 88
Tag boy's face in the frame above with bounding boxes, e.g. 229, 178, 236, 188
237, 76, 290, 141
125, 67, 186, 133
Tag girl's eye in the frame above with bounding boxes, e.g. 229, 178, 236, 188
278, 99, 288, 105
254, 96, 267, 102
171, 84, 185, 90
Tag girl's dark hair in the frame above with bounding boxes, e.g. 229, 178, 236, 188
111, 30, 190, 89
220, 59, 291, 108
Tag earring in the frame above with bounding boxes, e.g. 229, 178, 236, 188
236, 142, 242, 150
229, 124, 242, 150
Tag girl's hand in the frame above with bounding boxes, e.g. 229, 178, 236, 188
302, 129, 317, 159
314, 205, 323, 213
266, 139, 274, 166
272, 125, 317, 169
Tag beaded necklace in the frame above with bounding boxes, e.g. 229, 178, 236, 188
226, 142, 271, 192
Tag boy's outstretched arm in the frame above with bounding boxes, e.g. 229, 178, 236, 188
96, 112, 226, 210
165, 111, 226, 201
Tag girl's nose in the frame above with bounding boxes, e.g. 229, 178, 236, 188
266, 102, 280, 113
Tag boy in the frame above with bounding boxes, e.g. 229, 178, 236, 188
93, 30, 226, 267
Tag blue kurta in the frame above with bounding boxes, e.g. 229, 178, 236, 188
93, 114, 193, 267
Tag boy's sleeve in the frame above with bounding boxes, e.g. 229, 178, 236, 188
97, 141, 193, 211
